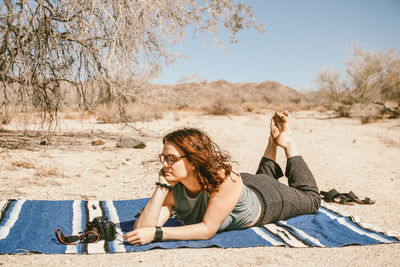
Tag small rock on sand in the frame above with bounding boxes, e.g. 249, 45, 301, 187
91, 139, 105, 146
117, 135, 146, 149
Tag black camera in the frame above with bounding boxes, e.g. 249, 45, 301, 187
56, 215, 117, 245
84, 216, 116, 242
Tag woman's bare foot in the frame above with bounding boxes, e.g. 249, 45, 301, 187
271, 111, 291, 148
270, 111, 300, 158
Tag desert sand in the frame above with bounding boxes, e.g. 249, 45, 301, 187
1, 110, 400, 266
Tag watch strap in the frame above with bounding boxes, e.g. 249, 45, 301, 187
154, 226, 163, 242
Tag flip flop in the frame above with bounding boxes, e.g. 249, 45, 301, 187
342, 191, 376, 205
320, 189, 354, 205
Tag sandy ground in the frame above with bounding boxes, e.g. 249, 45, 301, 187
1, 110, 400, 266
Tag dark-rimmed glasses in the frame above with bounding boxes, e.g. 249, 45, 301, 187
159, 154, 186, 166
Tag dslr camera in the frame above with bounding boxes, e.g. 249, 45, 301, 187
84, 216, 116, 242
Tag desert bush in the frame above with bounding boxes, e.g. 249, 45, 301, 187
0, 110, 12, 125
241, 101, 267, 113
276, 103, 300, 112
315, 44, 400, 118
334, 104, 351, 118
242, 102, 255, 112
202, 100, 240, 116
11, 161, 35, 169
95, 104, 120, 124
289, 97, 301, 104
95, 103, 164, 123
124, 103, 164, 122
361, 115, 381, 124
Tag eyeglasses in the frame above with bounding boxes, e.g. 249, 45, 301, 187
159, 154, 186, 166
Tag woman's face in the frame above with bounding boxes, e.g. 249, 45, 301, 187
161, 141, 195, 183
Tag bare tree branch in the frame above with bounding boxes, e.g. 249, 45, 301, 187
374, 101, 399, 118
1, 0, 263, 132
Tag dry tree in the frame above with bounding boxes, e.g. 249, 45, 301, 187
315, 44, 400, 118
0, 0, 263, 131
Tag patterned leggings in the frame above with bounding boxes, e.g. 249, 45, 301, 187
241, 156, 321, 225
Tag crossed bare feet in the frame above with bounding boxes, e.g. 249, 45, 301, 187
264, 111, 299, 160
270, 111, 293, 148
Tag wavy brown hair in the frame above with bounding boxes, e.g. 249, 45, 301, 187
163, 128, 233, 194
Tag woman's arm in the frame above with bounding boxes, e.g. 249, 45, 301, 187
134, 169, 175, 229
124, 187, 174, 246
134, 186, 174, 229
125, 222, 214, 245
124, 172, 243, 245
162, 172, 243, 240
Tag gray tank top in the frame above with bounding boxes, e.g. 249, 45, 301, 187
172, 182, 261, 232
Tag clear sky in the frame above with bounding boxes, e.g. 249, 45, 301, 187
153, 0, 400, 91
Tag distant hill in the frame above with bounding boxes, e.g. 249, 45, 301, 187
0, 79, 304, 113
149, 79, 303, 108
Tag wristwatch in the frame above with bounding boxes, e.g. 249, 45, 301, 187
154, 226, 163, 242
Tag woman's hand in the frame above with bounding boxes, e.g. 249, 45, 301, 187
158, 168, 178, 186
123, 227, 156, 245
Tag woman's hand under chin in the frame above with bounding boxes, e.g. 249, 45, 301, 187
158, 168, 178, 186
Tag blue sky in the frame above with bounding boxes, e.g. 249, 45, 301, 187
153, 0, 400, 91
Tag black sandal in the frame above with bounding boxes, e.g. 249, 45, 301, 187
342, 191, 376, 205
320, 189, 354, 205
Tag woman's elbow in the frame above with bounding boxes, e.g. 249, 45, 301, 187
201, 224, 218, 240
203, 231, 215, 240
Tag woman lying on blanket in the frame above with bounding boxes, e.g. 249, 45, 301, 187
123, 111, 321, 245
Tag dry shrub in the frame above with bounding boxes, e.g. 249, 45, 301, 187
0, 105, 18, 125
376, 101, 400, 118
325, 103, 386, 122
315, 44, 400, 118
1, 105, 57, 133
312, 105, 328, 113
202, 100, 240, 116
95, 103, 120, 123
289, 97, 302, 104
303, 90, 331, 108
334, 104, 351, 118
264, 102, 301, 113
348, 103, 383, 123
95, 102, 164, 123
1, 111, 12, 125
11, 161, 35, 169
241, 102, 267, 113
62, 113, 78, 120
361, 115, 381, 124
62, 110, 93, 120
124, 103, 165, 122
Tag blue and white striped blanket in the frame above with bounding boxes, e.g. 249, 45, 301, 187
1, 198, 399, 254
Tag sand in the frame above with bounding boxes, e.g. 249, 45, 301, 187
1, 110, 400, 266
